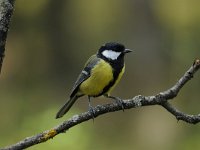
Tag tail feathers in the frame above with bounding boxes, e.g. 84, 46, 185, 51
56, 96, 78, 119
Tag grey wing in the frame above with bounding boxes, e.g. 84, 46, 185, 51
70, 55, 100, 98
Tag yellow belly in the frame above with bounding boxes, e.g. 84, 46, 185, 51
79, 60, 113, 96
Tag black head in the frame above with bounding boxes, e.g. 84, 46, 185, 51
97, 42, 132, 61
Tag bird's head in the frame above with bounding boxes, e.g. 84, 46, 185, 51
97, 42, 132, 61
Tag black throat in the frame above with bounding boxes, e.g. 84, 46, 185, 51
97, 53, 125, 74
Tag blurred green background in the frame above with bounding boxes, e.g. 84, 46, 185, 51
1, 0, 200, 149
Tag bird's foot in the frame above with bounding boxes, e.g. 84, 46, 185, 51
88, 105, 95, 122
114, 97, 125, 112
104, 94, 125, 111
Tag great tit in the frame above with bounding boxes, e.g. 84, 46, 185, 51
56, 42, 132, 119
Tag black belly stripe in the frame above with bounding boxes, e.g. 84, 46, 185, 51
96, 59, 124, 96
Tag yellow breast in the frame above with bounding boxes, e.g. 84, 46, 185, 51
79, 60, 113, 96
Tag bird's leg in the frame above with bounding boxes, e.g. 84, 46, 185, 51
88, 96, 95, 120
104, 94, 125, 111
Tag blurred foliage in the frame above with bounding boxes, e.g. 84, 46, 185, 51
0, 0, 200, 149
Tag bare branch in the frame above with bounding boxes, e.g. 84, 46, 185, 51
161, 102, 200, 124
0, 0, 15, 74
2, 59, 200, 150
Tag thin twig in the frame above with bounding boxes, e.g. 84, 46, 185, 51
161, 102, 200, 124
2, 59, 200, 150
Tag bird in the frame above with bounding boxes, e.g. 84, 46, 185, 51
56, 42, 132, 119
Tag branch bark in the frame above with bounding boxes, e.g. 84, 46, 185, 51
0, 0, 15, 74
2, 59, 200, 150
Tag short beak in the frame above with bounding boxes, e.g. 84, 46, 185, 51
124, 49, 132, 53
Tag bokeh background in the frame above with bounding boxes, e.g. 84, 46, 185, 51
1, 0, 200, 149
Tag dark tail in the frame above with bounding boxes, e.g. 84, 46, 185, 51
56, 96, 78, 119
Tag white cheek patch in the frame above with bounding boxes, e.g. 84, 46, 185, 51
102, 50, 121, 60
